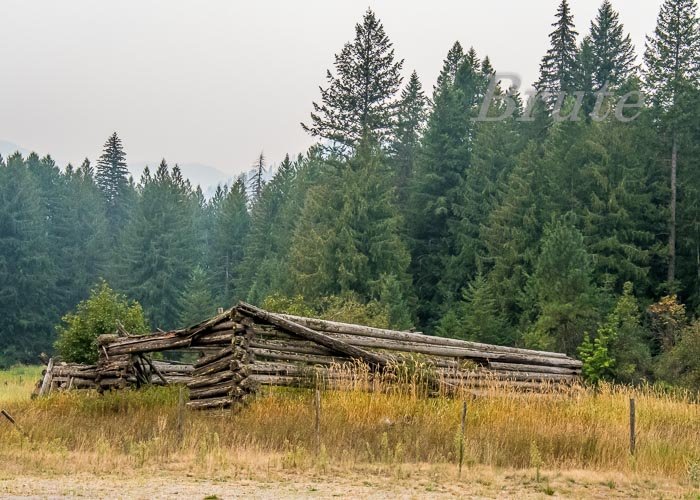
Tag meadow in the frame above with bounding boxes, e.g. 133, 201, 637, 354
1, 365, 699, 497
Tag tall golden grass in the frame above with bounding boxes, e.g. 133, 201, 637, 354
0, 365, 698, 482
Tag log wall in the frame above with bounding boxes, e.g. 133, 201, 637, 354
35, 302, 583, 408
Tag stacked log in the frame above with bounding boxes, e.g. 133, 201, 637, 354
186, 329, 256, 410
239, 305, 581, 388
96, 354, 132, 391
34, 303, 583, 403
32, 361, 98, 397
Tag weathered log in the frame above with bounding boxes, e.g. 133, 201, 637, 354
38, 358, 54, 397
249, 338, 336, 357
193, 347, 233, 368
438, 370, 577, 383
189, 380, 242, 399
209, 321, 243, 333
186, 396, 232, 410
192, 355, 234, 377
487, 361, 580, 375
322, 334, 583, 368
193, 330, 236, 346
150, 361, 194, 374
183, 308, 233, 338
250, 347, 346, 366
187, 370, 234, 389
280, 314, 571, 360
105, 333, 192, 355
238, 302, 389, 370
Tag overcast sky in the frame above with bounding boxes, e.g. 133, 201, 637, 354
0, 0, 663, 180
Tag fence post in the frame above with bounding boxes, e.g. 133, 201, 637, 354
629, 397, 636, 455
459, 400, 467, 477
314, 388, 321, 453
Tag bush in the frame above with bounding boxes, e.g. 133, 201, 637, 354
54, 281, 149, 363
655, 320, 700, 391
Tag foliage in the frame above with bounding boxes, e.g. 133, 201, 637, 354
179, 266, 217, 328
578, 328, 616, 384
54, 281, 148, 364
2, 4, 700, 393
302, 8, 403, 150
526, 215, 600, 354
655, 320, 700, 390
648, 295, 687, 352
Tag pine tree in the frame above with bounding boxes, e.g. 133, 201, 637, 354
589, 0, 637, 90
118, 160, 198, 329
536, 0, 580, 101
644, 0, 700, 287
96, 132, 130, 231
290, 140, 412, 311
302, 8, 403, 150
179, 266, 217, 327
391, 71, 427, 200
210, 177, 250, 305
436, 273, 514, 345
0, 153, 56, 365
407, 44, 478, 327
480, 144, 550, 327
526, 214, 600, 354
249, 152, 266, 203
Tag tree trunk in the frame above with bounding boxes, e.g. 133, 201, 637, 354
668, 134, 678, 286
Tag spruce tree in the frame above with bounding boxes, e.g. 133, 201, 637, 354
249, 152, 266, 204
436, 274, 514, 345
210, 177, 250, 305
0, 153, 55, 364
179, 266, 217, 327
239, 153, 312, 302
96, 132, 130, 231
56, 157, 109, 310
480, 144, 550, 327
302, 8, 403, 150
588, 0, 637, 91
391, 71, 427, 201
118, 160, 198, 329
290, 140, 412, 314
536, 0, 580, 101
408, 44, 491, 327
526, 215, 600, 354
644, 0, 700, 287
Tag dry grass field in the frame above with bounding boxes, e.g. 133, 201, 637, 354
1, 365, 699, 498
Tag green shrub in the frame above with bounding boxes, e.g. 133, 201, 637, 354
54, 281, 149, 363
655, 320, 700, 391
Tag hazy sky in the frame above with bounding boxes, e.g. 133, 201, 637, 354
0, 0, 663, 179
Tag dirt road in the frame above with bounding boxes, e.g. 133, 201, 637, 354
1, 467, 696, 499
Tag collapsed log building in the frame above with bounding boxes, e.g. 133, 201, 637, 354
35, 302, 583, 409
